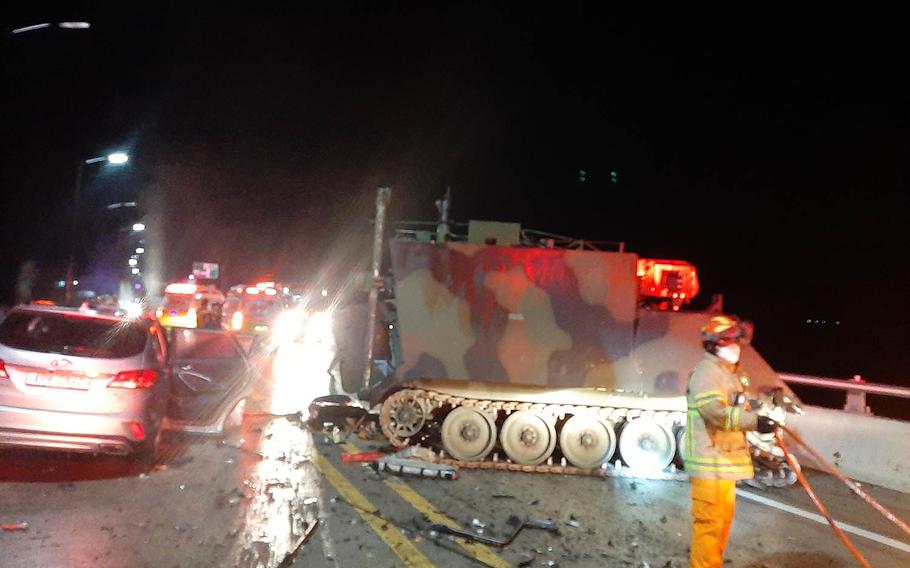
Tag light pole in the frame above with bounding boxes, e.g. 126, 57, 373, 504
65, 152, 130, 304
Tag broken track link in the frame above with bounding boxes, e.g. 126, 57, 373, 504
379, 387, 688, 480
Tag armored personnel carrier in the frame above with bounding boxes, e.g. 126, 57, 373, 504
366, 191, 797, 482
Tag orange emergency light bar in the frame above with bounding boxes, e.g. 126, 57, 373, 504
636, 258, 700, 311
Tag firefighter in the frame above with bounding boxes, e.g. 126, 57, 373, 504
684, 315, 778, 567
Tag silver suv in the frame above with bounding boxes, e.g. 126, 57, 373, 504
0, 305, 255, 463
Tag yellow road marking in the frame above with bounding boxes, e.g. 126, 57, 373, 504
313, 451, 435, 568
341, 442, 509, 568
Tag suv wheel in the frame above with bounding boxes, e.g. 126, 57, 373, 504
135, 425, 164, 468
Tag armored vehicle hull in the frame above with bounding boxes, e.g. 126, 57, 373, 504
375, 233, 797, 482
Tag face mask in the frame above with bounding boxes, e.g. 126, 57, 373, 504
715, 343, 741, 364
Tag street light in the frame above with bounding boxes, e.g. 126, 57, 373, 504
65, 152, 130, 304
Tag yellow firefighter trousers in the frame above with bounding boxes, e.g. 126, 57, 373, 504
690, 478, 737, 568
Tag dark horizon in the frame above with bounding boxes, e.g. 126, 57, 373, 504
2, 6, 908, 385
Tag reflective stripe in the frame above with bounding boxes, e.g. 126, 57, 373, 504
694, 389, 725, 403
686, 457, 753, 466
730, 406, 741, 432
685, 463, 754, 473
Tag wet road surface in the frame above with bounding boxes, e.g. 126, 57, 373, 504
2, 342, 909, 566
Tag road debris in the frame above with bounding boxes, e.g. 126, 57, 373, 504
341, 451, 386, 464
1, 522, 29, 532
428, 517, 559, 547
171, 455, 194, 467
276, 519, 320, 568
373, 457, 458, 479
215, 488, 247, 508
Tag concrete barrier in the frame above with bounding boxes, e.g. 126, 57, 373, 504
788, 405, 910, 493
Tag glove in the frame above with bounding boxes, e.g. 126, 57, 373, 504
756, 415, 778, 434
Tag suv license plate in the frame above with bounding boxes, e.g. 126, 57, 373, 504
25, 373, 92, 390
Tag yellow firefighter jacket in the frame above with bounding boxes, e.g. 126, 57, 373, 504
683, 352, 758, 480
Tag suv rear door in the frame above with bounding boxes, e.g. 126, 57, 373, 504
165, 328, 255, 430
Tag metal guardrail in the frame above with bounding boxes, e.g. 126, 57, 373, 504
780, 372, 910, 414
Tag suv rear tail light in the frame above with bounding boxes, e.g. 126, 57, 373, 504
108, 369, 158, 389
0, 360, 8, 380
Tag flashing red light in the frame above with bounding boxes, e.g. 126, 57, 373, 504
0, 360, 8, 380
128, 422, 145, 441
108, 369, 158, 389
165, 283, 197, 295
636, 258, 700, 307
31, 299, 56, 306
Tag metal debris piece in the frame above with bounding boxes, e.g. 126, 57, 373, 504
393, 445, 437, 461
429, 518, 558, 547
373, 457, 458, 480
492, 493, 515, 499
276, 520, 320, 568
471, 518, 486, 529
138, 473, 149, 480
566, 520, 580, 528
1, 522, 29, 532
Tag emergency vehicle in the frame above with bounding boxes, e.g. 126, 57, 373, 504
156, 282, 225, 328
223, 282, 285, 334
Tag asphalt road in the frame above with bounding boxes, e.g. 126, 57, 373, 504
1, 343, 909, 567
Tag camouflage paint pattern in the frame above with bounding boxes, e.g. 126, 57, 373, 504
390, 239, 795, 400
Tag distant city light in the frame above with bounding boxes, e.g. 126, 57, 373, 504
132, 223, 145, 232
58, 22, 91, 29
321, 289, 328, 297
128, 258, 138, 266
131, 268, 140, 275
282, 287, 289, 294
108, 152, 129, 164
135, 247, 145, 254
188, 274, 196, 280
57, 280, 66, 288
72, 280, 79, 286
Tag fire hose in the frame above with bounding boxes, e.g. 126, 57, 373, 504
781, 425, 910, 537
774, 426, 910, 568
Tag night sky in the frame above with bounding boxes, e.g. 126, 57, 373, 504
2, 6, 908, 387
